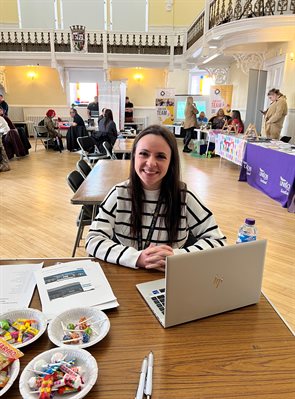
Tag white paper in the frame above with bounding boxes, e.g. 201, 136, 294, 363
0, 263, 43, 313
34, 260, 119, 319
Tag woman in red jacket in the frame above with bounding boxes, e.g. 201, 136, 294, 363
228, 110, 244, 134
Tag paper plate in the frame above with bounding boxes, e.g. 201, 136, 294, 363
19, 347, 98, 399
48, 307, 110, 349
0, 308, 47, 348
0, 359, 20, 397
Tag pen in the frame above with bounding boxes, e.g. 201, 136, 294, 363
135, 356, 148, 399
144, 351, 154, 399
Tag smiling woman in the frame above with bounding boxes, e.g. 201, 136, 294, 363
85, 125, 226, 271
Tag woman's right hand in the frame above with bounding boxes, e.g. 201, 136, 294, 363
136, 244, 174, 271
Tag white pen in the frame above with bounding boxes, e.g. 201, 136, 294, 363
144, 351, 154, 399
135, 356, 148, 399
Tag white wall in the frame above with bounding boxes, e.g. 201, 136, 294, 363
166, 69, 189, 95
19, 0, 55, 29
61, 0, 105, 30
110, 0, 147, 32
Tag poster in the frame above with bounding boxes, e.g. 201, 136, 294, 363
155, 88, 175, 125
209, 85, 233, 116
215, 133, 247, 166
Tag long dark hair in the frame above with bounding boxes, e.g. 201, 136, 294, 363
104, 109, 113, 128
231, 109, 244, 131
128, 125, 185, 245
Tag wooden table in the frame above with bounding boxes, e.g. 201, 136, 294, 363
71, 160, 130, 206
1, 258, 295, 398
113, 138, 134, 159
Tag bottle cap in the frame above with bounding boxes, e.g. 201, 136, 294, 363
245, 218, 255, 225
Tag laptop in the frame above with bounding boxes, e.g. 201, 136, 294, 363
136, 240, 267, 328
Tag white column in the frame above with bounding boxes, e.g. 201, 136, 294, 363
204, 0, 211, 34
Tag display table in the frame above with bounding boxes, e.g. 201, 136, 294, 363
239, 143, 295, 212
1, 258, 295, 398
215, 133, 247, 166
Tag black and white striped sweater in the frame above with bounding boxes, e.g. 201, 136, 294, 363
85, 180, 226, 268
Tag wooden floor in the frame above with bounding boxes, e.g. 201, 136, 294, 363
1, 141, 295, 332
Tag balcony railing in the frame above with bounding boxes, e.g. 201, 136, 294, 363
187, 0, 295, 49
0, 29, 184, 56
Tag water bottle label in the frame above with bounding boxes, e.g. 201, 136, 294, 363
237, 234, 256, 243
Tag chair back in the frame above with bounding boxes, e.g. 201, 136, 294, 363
34, 125, 48, 137
77, 136, 95, 153
67, 170, 85, 193
76, 159, 92, 179
103, 141, 117, 159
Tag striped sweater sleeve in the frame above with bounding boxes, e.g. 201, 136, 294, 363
85, 187, 141, 268
173, 190, 226, 255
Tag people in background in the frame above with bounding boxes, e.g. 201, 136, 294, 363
183, 96, 198, 153
87, 96, 99, 117
85, 125, 226, 270
0, 94, 8, 115
97, 108, 106, 123
0, 111, 26, 159
197, 111, 208, 124
125, 97, 134, 123
209, 108, 231, 130
0, 106, 30, 154
44, 109, 64, 151
228, 110, 244, 133
92, 109, 117, 153
264, 89, 288, 139
70, 108, 85, 127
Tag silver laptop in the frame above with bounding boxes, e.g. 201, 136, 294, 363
136, 240, 267, 328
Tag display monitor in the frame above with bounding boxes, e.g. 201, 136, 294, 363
174, 95, 210, 122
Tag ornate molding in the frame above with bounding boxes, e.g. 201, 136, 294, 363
204, 67, 229, 84
0, 66, 7, 93
233, 53, 265, 74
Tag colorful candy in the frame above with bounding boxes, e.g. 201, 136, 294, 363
28, 353, 84, 396
61, 316, 98, 345
0, 318, 39, 345
0, 338, 24, 390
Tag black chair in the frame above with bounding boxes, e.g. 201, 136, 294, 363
103, 141, 117, 160
76, 159, 92, 179
33, 125, 50, 151
77, 136, 108, 166
67, 170, 93, 257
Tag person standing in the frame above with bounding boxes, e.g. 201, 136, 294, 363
87, 96, 99, 117
125, 97, 134, 123
0, 94, 8, 116
183, 96, 198, 153
264, 89, 288, 139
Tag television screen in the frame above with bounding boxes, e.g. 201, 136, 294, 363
174, 95, 209, 122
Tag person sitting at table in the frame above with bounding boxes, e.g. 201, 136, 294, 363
0, 106, 30, 154
183, 96, 199, 153
44, 109, 64, 151
209, 108, 231, 130
0, 113, 27, 159
228, 110, 244, 134
66, 108, 87, 151
197, 111, 208, 124
92, 109, 117, 153
85, 125, 226, 270
70, 108, 85, 127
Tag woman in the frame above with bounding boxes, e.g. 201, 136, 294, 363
86, 125, 226, 270
0, 106, 30, 153
228, 110, 244, 133
183, 97, 198, 153
209, 108, 230, 130
264, 89, 288, 139
92, 109, 117, 152
43, 109, 64, 151
0, 113, 26, 159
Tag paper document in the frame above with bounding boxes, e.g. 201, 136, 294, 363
34, 260, 119, 319
0, 263, 43, 313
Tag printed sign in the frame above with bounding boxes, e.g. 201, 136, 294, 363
210, 85, 233, 116
155, 88, 175, 125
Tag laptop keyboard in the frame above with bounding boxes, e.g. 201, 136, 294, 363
150, 288, 166, 314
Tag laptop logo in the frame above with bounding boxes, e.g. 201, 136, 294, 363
213, 275, 223, 288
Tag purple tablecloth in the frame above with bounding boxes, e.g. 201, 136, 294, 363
239, 143, 295, 212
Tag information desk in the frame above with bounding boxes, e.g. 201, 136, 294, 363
239, 143, 295, 213
215, 133, 247, 166
1, 258, 295, 398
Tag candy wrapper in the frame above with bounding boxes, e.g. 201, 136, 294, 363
0, 338, 24, 372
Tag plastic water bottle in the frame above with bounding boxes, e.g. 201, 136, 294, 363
236, 218, 257, 243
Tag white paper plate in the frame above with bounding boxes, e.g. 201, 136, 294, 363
0, 308, 47, 348
48, 307, 110, 349
19, 347, 98, 399
0, 359, 20, 397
